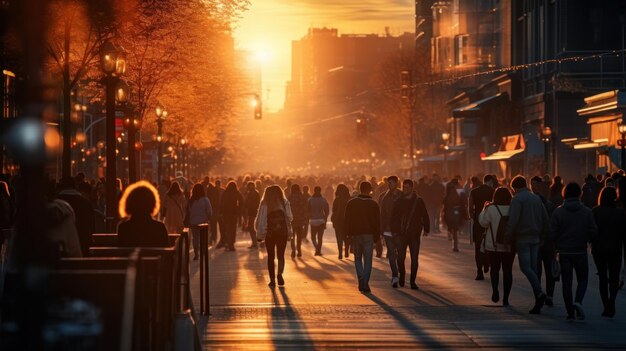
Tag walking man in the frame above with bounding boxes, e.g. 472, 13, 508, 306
378, 176, 403, 287
505, 175, 550, 314
391, 179, 430, 289
468, 174, 495, 280
344, 181, 381, 293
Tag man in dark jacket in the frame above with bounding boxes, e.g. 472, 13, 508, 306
378, 176, 403, 284
390, 179, 430, 289
505, 175, 550, 314
468, 174, 495, 280
57, 177, 95, 256
209, 180, 224, 247
550, 182, 598, 321
243, 181, 261, 249
344, 181, 380, 293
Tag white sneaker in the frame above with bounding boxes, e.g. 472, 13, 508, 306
391, 277, 399, 288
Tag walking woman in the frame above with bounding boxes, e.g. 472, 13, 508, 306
442, 180, 466, 252
220, 181, 244, 251
162, 182, 186, 234
188, 184, 213, 260
331, 184, 351, 259
479, 187, 516, 306
287, 184, 307, 258
255, 185, 293, 287
591, 186, 626, 317
308, 186, 330, 256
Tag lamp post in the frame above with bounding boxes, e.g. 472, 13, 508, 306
180, 137, 188, 177
442, 132, 450, 176
156, 105, 167, 184
541, 126, 553, 175
100, 41, 127, 232
618, 122, 626, 171
123, 103, 142, 183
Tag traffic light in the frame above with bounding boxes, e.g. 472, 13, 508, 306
253, 94, 262, 119
400, 70, 410, 100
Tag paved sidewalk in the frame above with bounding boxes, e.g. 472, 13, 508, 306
191, 228, 626, 350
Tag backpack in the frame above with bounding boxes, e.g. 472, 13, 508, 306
267, 209, 288, 238
493, 205, 509, 244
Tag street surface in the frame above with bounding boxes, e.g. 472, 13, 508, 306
191, 227, 626, 350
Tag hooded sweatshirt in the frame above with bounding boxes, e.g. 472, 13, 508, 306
550, 198, 598, 254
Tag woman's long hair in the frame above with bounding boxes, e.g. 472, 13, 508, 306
335, 183, 350, 199
189, 183, 206, 204
261, 185, 286, 212
492, 187, 513, 206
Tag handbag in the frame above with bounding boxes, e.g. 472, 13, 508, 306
551, 252, 561, 280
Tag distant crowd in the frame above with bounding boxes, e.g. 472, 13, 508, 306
1, 169, 625, 321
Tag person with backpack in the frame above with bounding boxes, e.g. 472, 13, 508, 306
390, 179, 430, 289
468, 175, 495, 280
591, 186, 626, 318
550, 182, 598, 321
442, 179, 467, 252
255, 185, 293, 287
505, 175, 550, 314
479, 187, 515, 306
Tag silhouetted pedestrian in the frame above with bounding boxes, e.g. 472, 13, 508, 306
443, 179, 466, 252
162, 182, 186, 234
551, 182, 597, 321
378, 176, 402, 286
288, 184, 307, 257
188, 183, 213, 259
308, 186, 329, 256
591, 186, 625, 318
468, 174, 495, 280
505, 175, 550, 314
255, 185, 293, 287
479, 187, 515, 306
344, 181, 380, 293
244, 181, 261, 249
390, 179, 429, 290
331, 184, 351, 259
117, 181, 169, 248
220, 181, 243, 251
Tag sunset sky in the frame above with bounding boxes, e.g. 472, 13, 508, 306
234, 0, 415, 112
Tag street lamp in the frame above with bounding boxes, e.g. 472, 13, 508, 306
123, 107, 142, 183
180, 137, 188, 177
442, 132, 450, 176
156, 105, 167, 184
541, 126, 553, 174
618, 122, 626, 170
100, 40, 126, 232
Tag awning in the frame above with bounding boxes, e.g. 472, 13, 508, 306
419, 151, 461, 162
452, 92, 509, 118
482, 134, 525, 161
562, 137, 609, 150
576, 90, 626, 117
481, 149, 525, 161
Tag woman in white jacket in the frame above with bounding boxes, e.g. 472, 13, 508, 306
255, 185, 293, 287
479, 187, 515, 306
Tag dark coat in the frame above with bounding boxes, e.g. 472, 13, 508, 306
220, 189, 243, 216
468, 184, 494, 242
344, 194, 380, 240
244, 189, 261, 218
390, 193, 430, 237
550, 198, 598, 254
288, 192, 308, 226
331, 195, 350, 230
591, 205, 626, 254
117, 215, 169, 247
58, 189, 96, 255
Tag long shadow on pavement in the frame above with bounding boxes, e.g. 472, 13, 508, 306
270, 287, 316, 350
364, 292, 449, 348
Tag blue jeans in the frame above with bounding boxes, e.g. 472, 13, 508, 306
384, 236, 399, 277
352, 235, 374, 289
561, 253, 588, 316
516, 242, 543, 297
311, 224, 325, 253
